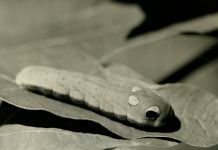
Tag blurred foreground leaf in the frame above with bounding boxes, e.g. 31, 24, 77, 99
0, 124, 158, 150
0, 0, 142, 58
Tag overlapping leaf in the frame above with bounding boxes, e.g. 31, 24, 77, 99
112, 143, 218, 150
0, 73, 218, 147
0, 124, 161, 150
0, 32, 218, 147
99, 34, 218, 82
0, 1, 218, 149
0, 77, 171, 139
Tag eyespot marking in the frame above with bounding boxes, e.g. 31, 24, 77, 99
145, 106, 160, 120
128, 95, 140, 106
131, 86, 142, 92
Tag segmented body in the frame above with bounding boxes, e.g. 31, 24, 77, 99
16, 66, 174, 128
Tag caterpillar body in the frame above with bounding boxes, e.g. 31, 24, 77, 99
16, 66, 174, 128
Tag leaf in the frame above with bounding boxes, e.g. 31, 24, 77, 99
182, 59, 218, 96
112, 143, 218, 150
105, 63, 218, 147
0, 77, 170, 139
0, 1, 217, 148
0, 1, 143, 58
1, 125, 217, 150
0, 46, 105, 79
0, 74, 218, 147
105, 63, 155, 84
0, 124, 160, 150
0, 33, 217, 147
100, 34, 218, 82
155, 83, 218, 147
0, 0, 97, 45
0, 0, 144, 78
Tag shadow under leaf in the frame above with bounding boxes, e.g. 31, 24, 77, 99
113, 0, 218, 38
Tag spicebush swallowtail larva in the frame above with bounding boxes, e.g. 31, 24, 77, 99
16, 66, 174, 128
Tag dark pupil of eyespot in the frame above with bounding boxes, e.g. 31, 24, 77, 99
146, 111, 159, 120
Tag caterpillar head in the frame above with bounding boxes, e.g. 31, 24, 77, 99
127, 86, 174, 128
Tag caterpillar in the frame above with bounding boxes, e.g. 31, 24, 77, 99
16, 66, 174, 128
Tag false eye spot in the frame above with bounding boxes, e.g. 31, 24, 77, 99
131, 86, 142, 92
145, 106, 160, 120
128, 95, 140, 106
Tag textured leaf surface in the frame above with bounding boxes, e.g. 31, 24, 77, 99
0, 31, 217, 148
106, 64, 218, 147
0, 75, 218, 147
0, 124, 161, 150
0, 77, 172, 140
0, 1, 217, 149
156, 84, 218, 147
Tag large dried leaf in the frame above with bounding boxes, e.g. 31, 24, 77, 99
0, 75, 218, 147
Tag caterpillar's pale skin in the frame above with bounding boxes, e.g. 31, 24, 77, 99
16, 66, 174, 128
